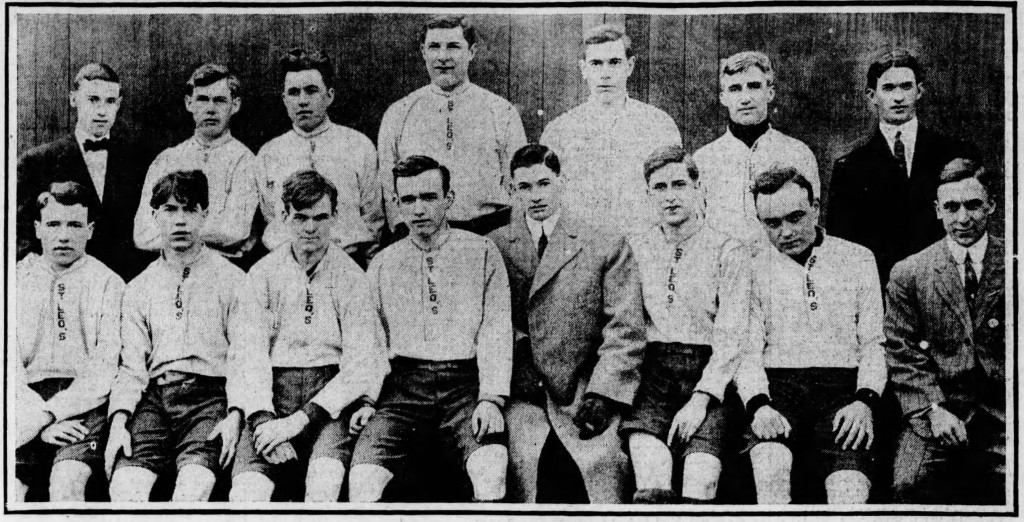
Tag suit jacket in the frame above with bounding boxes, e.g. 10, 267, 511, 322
17, 134, 158, 282
884, 236, 1004, 430
827, 125, 978, 287
488, 212, 646, 407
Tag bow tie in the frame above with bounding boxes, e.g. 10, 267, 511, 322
83, 138, 110, 152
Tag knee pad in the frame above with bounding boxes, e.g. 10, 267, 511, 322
172, 465, 216, 502
306, 459, 347, 502
467, 445, 508, 501
681, 453, 722, 501
49, 461, 92, 501
109, 467, 158, 502
825, 469, 871, 505
230, 472, 274, 502
349, 464, 393, 502
750, 442, 792, 504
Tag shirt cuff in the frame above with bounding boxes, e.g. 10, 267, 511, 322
301, 402, 330, 433
745, 394, 772, 414
478, 394, 506, 409
247, 410, 276, 430
854, 388, 880, 410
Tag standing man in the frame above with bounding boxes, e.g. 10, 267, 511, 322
105, 171, 273, 502
489, 144, 646, 503
541, 25, 681, 237
829, 49, 979, 288
737, 166, 886, 504
254, 49, 383, 268
694, 51, 818, 246
15, 181, 125, 501
348, 156, 511, 503
378, 15, 527, 237
886, 158, 1005, 505
17, 62, 158, 281
230, 170, 386, 502
620, 146, 750, 504
134, 63, 260, 269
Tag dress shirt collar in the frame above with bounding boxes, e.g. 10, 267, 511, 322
292, 118, 333, 140
75, 127, 111, 152
428, 80, 472, 98
191, 131, 234, 150
946, 232, 988, 268
526, 211, 560, 245
879, 117, 918, 153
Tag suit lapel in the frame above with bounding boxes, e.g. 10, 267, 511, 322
101, 135, 123, 207
931, 242, 973, 333
973, 237, 1005, 329
505, 214, 540, 280
529, 214, 584, 299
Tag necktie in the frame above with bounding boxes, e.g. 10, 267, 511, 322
964, 252, 979, 316
893, 131, 907, 176
83, 138, 110, 152
537, 227, 548, 260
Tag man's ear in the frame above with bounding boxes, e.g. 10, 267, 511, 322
230, 96, 241, 117
86, 221, 95, 241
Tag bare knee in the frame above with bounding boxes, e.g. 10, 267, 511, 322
681, 452, 722, 501
348, 464, 393, 503
172, 464, 216, 502
109, 466, 158, 502
230, 471, 274, 502
466, 445, 507, 501
49, 461, 92, 501
305, 458, 347, 502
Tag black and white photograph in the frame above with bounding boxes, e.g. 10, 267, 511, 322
4, 1, 1017, 515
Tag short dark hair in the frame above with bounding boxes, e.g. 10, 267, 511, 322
750, 166, 815, 205
150, 170, 209, 210
73, 63, 119, 90
393, 155, 450, 195
510, 144, 560, 178
282, 169, 339, 214
867, 49, 923, 90
36, 181, 96, 222
938, 157, 996, 199
643, 145, 698, 183
186, 63, 241, 97
583, 24, 633, 59
280, 48, 334, 89
419, 15, 477, 47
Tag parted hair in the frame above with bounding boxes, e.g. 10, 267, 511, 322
150, 170, 209, 210
420, 15, 477, 47
750, 166, 815, 204
36, 181, 96, 222
938, 157, 996, 199
393, 155, 451, 194
187, 63, 241, 97
643, 145, 698, 183
719, 51, 775, 87
511, 144, 560, 178
282, 169, 339, 213
583, 24, 633, 58
867, 48, 923, 90
280, 48, 334, 89
73, 63, 119, 90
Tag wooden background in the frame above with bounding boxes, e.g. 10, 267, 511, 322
14, 10, 1007, 227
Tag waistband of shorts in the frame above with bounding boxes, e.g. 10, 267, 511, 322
389, 356, 478, 374
765, 367, 857, 382
154, 370, 226, 387
647, 342, 712, 357
272, 365, 339, 379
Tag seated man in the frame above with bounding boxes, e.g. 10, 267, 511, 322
736, 166, 887, 504
886, 158, 1005, 505
621, 146, 750, 504
16, 181, 125, 501
104, 170, 272, 502
348, 155, 511, 502
230, 170, 386, 502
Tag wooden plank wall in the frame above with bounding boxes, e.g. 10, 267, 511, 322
14, 11, 1006, 231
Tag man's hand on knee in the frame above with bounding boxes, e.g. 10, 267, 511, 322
668, 392, 712, 446
41, 419, 88, 447
105, 412, 132, 479
832, 400, 874, 450
473, 400, 505, 441
264, 441, 298, 464
208, 409, 243, 468
349, 406, 376, 435
751, 405, 791, 440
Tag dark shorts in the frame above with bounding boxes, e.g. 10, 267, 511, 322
114, 372, 228, 475
16, 378, 106, 482
620, 343, 727, 459
744, 368, 871, 475
350, 357, 507, 473
233, 366, 357, 479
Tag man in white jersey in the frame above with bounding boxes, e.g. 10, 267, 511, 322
105, 170, 273, 501
134, 63, 260, 269
348, 155, 512, 502
540, 24, 681, 236
230, 170, 386, 502
619, 146, 750, 504
16, 181, 125, 501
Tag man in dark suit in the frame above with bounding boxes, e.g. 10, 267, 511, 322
17, 62, 157, 282
827, 49, 978, 288
489, 144, 646, 503
885, 158, 1005, 505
